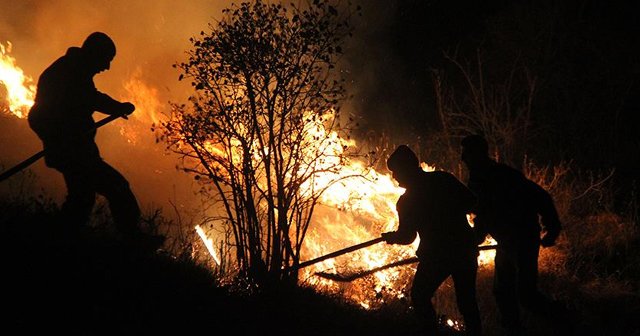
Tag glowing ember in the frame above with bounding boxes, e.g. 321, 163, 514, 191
0, 41, 36, 118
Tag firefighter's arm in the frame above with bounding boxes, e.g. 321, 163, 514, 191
94, 91, 135, 118
540, 204, 561, 247
381, 229, 416, 245
470, 212, 489, 245
465, 186, 486, 244
453, 175, 478, 213
382, 200, 418, 245
464, 175, 487, 244
528, 180, 562, 247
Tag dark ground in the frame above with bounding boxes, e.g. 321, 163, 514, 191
0, 202, 420, 336
1, 199, 639, 336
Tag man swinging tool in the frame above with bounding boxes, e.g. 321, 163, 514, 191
27, 32, 163, 250
381, 145, 483, 336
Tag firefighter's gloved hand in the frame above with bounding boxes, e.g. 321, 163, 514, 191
118, 102, 135, 119
381, 231, 397, 244
473, 228, 487, 245
540, 230, 559, 247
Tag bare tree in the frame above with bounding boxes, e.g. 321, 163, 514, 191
158, 0, 363, 284
429, 48, 537, 172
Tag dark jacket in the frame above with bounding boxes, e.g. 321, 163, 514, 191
467, 160, 562, 247
390, 170, 478, 261
28, 47, 123, 169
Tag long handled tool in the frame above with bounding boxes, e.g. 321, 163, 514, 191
0, 114, 124, 183
293, 236, 385, 271
315, 244, 499, 282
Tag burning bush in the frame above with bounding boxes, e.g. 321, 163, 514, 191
158, 0, 366, 284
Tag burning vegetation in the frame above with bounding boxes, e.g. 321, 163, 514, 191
0, 41, 36, 118
1, 0, 492, 308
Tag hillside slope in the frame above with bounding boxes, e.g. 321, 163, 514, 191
0, 203, 419, 335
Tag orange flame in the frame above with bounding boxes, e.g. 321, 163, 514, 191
114, 68, 168, 145
294, 134, 496, 307
0, 41, 36, 118
191, 108, 497, 308
122, 67, 164, 125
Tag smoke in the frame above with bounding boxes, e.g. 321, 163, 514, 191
342, 1, 463, 148
342, 1, 409, 131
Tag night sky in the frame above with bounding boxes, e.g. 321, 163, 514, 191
349, 1, 639, 138
346, 0, 639, 200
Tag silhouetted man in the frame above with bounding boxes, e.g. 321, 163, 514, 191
461, 134, 562, 334
381, 145, 482, 336
28, 32, 163, 249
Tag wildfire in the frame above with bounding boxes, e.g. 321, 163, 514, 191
1, 40, 496, 313
189, 107, 497, 309
116, 67, 167, 145
297, 152, 496, 308
123, 67, 164, 125
0, 41, 36, 118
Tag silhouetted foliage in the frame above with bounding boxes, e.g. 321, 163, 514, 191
158, 0, 365, 284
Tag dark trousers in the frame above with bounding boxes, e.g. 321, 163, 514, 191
493, 241, 554, 328
411, 254, 482, 335
58, 159, 141, 235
